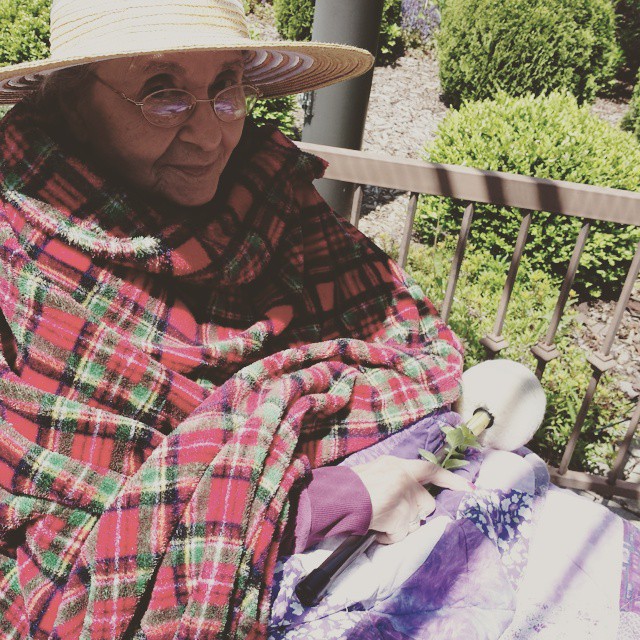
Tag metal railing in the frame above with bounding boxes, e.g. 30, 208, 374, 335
298, 141, 640, 501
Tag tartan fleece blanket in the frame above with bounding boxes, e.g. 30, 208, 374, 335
0, 105, 463, 639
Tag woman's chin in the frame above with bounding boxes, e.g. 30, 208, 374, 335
157, 175, 221, 208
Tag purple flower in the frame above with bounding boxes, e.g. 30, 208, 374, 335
401, 0, 440, 45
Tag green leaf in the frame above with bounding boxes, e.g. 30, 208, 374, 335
459, 425, 480, 448
418, 449, 440, 465
446, 427, 465, 449
459, 425, 474, 438
444, 458, 470, 470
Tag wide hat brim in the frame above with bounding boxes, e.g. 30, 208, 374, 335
0, 40, 374, 104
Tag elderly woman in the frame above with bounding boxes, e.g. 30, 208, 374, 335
0, 0, 468, 638
2, 3, 639, 640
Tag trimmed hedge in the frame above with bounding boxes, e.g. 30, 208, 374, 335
244, 0, 270, 13
273, 0, 315, 41
615, 0, 640, 78
0, 0, 50, 66
273, 0, 405, 65
414, 92, 640, 298
438, 0, 621, 107
250, 94, 299, 138
378, 0, 404, 65
623, 74, 640, 141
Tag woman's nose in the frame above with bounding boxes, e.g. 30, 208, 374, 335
177, 100, 223, 151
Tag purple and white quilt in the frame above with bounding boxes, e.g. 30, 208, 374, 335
269, 411, 640, 639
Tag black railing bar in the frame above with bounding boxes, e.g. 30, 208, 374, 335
350, 184, 364, 228
608, 399, 640, 485
601, 238, 640, 356
543, 221, 591, 346
558, 371, 603, 475
490, 210, 533, 338
533, 221, 592, 379
549, 467, 640, 500
398, 192, 419, 269
556, 237, 638, 476
442, 202, 475, 324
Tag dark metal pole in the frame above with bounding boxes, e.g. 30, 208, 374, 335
301, 0, 384, 216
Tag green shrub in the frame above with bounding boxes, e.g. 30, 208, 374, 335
273, 0, 405, 65
414, 92, 640, 298
244, 0, 271, 13
0, 0, 50, 65
273, 0, 315, 41
615, 0, 640, 79
250, 94, 299, 138
622, 71, 640, 141
437, 0, 621, 107
377, 236, 629, 475
377, 0, 405, 65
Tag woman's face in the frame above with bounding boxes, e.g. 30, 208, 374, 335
67, 51, 246, 207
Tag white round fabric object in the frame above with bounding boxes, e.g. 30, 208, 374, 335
456, 359, 546, 452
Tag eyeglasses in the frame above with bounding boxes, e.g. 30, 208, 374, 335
92, 74, 261, 128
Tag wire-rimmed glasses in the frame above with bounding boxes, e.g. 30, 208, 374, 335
93, 74, 261, 128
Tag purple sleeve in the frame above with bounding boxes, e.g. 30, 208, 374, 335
289, 466, 372, 555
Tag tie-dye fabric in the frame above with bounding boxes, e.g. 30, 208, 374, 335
0, 104, 463, 639
270, 431, 640, 640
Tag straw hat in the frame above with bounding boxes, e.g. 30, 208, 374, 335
0, 0, 374, 104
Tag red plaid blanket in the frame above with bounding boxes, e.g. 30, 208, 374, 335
0, 104, 463, 639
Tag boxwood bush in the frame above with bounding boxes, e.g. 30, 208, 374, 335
244, 0, 270, 13
615, 0, 640, 79
438, 0, 621, 106
250, 94, 298, 138
414, 92, 640, 298
273, 0, 405, 65
623, 72, 640, 141
0, 0, 50, 65
273, 0, 315, 41
376, 236, 630, 475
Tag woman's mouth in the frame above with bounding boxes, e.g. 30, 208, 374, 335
169, 162, 217, 178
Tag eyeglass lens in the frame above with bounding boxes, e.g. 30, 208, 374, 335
141, 85, 259, 127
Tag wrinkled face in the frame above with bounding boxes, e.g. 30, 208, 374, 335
67, 51, 246, 207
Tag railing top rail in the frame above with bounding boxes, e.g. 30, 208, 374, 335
297, 142, 640, 227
